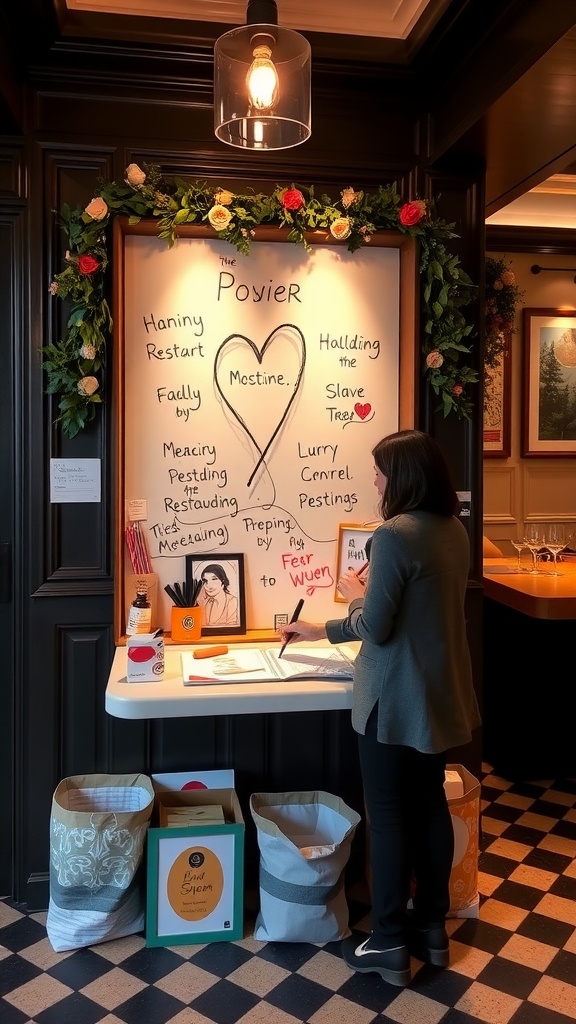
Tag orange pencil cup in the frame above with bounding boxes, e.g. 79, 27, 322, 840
171, 606, 203, 643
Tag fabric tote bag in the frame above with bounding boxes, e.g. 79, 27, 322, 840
250, 790, 361, 943
46, 773, 155, 952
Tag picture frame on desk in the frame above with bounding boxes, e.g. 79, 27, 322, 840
334, 523, 376, 602
522, 308, 576, 457
186, 553, 246, 636
483, 331, 511, 458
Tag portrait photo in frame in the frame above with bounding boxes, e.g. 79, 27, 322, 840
334, 523, 377, 602
522, 308, 576, 457
186, 553, 246, 635
483, 332, 511, 458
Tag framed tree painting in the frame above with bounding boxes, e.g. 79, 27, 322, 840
522, 308, 576, 457
483, 331, 511, 458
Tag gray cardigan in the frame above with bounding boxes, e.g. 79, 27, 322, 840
326, 511, 481, 753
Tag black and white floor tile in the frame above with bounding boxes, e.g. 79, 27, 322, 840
1, 765, 576, 1024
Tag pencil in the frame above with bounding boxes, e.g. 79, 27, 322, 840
356, 561, 369, 577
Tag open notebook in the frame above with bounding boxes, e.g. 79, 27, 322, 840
182, 646, 356, 685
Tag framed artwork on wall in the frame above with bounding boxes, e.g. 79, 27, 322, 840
483, 332, 511, 458
186, 553, 246, 635
522, 308, 576, 457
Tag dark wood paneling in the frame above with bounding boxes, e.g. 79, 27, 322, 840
0, 204, 24, 898
4, 15, 487, 906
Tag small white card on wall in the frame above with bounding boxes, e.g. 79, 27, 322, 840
50, 458, 101, 503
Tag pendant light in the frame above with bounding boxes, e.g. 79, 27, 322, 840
214, 0, 311, 151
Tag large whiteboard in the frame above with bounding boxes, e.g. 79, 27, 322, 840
114, 222, 417, 636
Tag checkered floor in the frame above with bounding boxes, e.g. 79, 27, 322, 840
1, 765, 576, 1024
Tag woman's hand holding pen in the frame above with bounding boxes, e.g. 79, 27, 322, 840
337, 567, 368, 601
277, 620, 326, 646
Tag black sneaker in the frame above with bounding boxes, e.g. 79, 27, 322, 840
341, 935, 411, 987
408, 925, 449, 967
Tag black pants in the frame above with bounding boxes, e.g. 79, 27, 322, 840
358, 708, 453, 946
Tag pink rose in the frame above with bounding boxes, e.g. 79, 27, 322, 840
77, 254, 100, 275
426, 350, 444, 369
125, 163, 146, 187
500, 270, 515, 286
399, 200, 427, 226
84, 197, 108, 221
341, 187, 363, 209
281, 188, 305, 212
452, 384, 463, 397
80, 343, 96, 360
330, 217, 352, 241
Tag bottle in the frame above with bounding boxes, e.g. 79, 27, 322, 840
126, 589, 152, 635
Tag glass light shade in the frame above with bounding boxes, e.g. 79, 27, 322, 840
214, 22, 311, 150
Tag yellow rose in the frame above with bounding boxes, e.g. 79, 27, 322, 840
125, 163, 146, 187
77, 375, 99, 397
214, 189, 234, 206
84, 197, 108, 221
330, 217, 352, 241
208, 204, 233, 231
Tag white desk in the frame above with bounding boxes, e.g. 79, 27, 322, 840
105, 641, 355, 720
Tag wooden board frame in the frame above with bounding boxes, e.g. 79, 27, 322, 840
334, 522, 377, 602
112, 220, 418, 643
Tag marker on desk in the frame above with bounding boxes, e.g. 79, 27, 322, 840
278, 598, 304, 659
193, 645, 229, 660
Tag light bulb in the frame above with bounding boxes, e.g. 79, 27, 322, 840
246, 44, 279, 112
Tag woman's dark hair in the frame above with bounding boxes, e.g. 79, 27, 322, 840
372, 429, 460, 520
201, 563, 231, 591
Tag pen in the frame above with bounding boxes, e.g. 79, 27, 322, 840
278, 598, 304, 659
356, 560, 369, 581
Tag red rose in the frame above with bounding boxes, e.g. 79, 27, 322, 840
282, 188, 305, 212
78, 254, 100, 275
452, 384, 463, 397
399, 200, 426, 227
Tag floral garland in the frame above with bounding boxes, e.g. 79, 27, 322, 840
484, 256, 524, 374
43, 162, 478, 438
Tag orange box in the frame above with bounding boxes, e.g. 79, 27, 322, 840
171, 606, 202, 643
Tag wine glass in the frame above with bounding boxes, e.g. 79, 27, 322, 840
524, 523, 544, 574
510, 536, 527, 572
544, 523, 565, 576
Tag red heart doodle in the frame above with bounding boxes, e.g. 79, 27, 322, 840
355, 403, 371, 420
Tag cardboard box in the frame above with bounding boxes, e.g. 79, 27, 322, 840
146, 788, 244, 946
152, 769, 235, 793
126, 632, 164, 682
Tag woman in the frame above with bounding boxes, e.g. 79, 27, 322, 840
278, 429, 480, 987
198, 563, 239, 626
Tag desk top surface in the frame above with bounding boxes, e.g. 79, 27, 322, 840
483, 556, 576, 619
105, 640, 355, 720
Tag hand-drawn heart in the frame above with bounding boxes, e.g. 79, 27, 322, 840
355, 403, 371, 420
214, 325, 306, 487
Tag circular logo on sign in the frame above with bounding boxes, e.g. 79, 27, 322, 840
167, 846, 224, 921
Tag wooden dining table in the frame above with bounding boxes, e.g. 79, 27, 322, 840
483, 555, 576, 619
